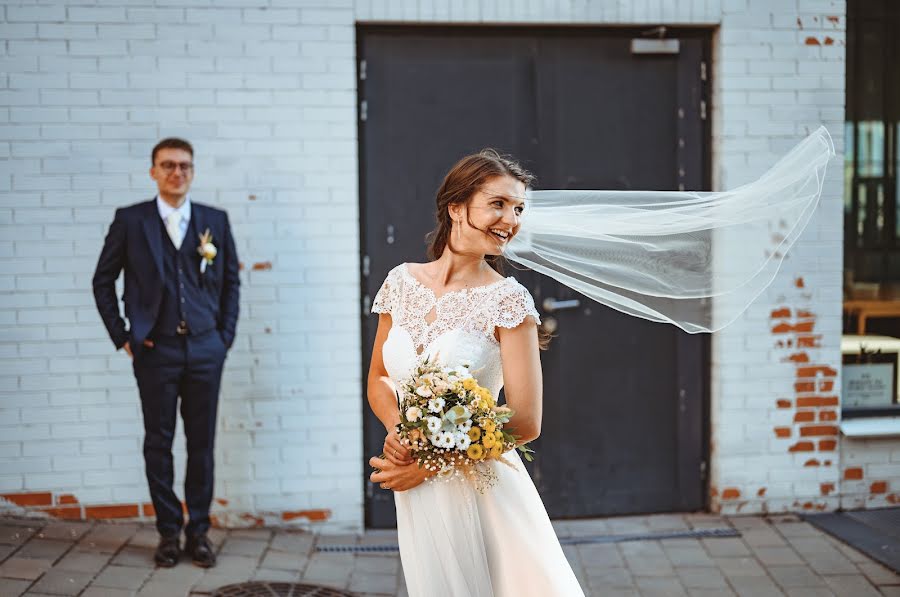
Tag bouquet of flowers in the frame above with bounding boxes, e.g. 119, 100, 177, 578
394, 358, 535, 490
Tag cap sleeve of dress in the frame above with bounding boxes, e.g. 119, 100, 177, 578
371, 265, 402, 315
493, 278, 542, 329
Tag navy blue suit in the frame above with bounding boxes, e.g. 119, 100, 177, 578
93, 199, 240, 538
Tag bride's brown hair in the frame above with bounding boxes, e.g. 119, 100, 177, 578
425, 149, 552, 349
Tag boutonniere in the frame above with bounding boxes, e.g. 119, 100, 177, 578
197, 228, 217, 274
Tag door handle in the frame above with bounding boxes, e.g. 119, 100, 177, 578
542, 298, 581, 313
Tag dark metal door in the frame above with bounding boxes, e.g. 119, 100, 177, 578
359, 27, 710, 528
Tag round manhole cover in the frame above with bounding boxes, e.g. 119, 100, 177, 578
212, 582, 356, 597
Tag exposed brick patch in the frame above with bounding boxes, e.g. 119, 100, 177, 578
870, 481, 888, 494
804, 459, 820, 467
799, 425, 838, 437
282, 509, 331, 522
819, 410, 837, 422
757, 488, 767, 497
721, 488, 741, 500
797, 396, 838, 407
85, 504, 140, 519
820, 482, 835, 496
789, 441, 815, 452
774, 427, 792, 438
818, 439, 837, 451
777, 399, 792, 408
793, 412, 815, 423
252, 261, 272, 271
844, 466, 862, 481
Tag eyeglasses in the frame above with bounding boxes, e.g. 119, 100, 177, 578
157, 161, 194, 174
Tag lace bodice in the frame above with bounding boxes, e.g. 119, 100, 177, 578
372, 263, 541, 397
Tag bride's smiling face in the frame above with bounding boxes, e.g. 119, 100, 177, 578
449, 174, 527, 257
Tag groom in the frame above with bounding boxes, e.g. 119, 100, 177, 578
92, 138, 239, 568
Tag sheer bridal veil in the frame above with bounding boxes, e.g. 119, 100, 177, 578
504, 126, 835, 333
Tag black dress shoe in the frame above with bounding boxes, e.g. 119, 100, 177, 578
185, 533, 216, 568
154, 534, 180, 568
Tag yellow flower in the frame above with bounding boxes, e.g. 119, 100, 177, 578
489, 444, 503, 459
467, 427, 482, 441
466, 444, 484, 460
462, 378, 477, 391
494, 430, 503, 441
482, 420, 496, 434
482, 434, 496, 449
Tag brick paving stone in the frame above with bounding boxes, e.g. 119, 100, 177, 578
16, 540, 72, 562
821, 574, 883, 597
688, 589, 737, 597
219, 538, 267, 558
608, 516, 652, 535
53, 586, 99, 597
634, 575, 688, 596
880, 587, 900, 596
0, 557, 51, 581
0, 543, 18, 562
78, 525, 138, 554
28, 568, 94, 596
773, 521, 820, 539
728, 575, 787, 597
228, 529, 272, 541
857, 561, 900, 585
353, 554, 399, 575
803, 552, 860, 576
784, 589, 836, 596
702, 538, 752, 557
586, 566, 633, 588
578, 542, 625, 568
751, 546, 804, 567
787, 537, 843, 556
621, 540, 666, 558
34, 522, 91, 542
260, 550, 308, 571
314, 533, 359, 547
126, 528, 159, 550
646, 514, 692, 532
302, 553, 353, 587
768, 565, 828, 589
714, 557, 769, 578
0, 525, 38, 546
54, 550, 112, 574
269, 531, 315, 554
110, 546, 152, 568
624, 555, 675, 577
145, 563, 204, 586
663, 540, 716, 567
0, 578, 33, 596
348, 571, 398, 595
91, 565, 152, 590
677, 566, 730, 589
741, 528, 787, 547
251, 568, 300, 582
212, 554, 258, 572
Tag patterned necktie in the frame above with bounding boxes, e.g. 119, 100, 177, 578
165, 212, 183, 250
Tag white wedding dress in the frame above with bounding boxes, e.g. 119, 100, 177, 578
372, 263, 585, 597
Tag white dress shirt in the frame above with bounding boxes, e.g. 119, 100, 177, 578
156, 195, 191, 249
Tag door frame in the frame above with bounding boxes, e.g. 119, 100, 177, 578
356, 24, 713, 528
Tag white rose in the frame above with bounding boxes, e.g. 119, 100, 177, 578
405, 406, 421, 422
201, 243, 217, 260
416, 385, 433, 398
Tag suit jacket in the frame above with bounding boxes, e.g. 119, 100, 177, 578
92, 199, 240, 350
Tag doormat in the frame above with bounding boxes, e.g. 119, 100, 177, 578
804, 507, 900, 574
315, 527, 740, 553
212, 582, 356, 596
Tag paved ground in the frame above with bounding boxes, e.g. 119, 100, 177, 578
1, 512, 898, 596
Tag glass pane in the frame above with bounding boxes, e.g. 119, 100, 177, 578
858, 120, 884, 177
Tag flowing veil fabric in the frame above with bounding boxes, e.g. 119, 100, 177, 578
504, 126, 835, 333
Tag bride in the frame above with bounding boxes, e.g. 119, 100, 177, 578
367, 150, 586, 596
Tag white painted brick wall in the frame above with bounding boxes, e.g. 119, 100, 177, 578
2, 0, 893, 531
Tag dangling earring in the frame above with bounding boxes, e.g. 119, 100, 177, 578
455, 219, 461, 242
